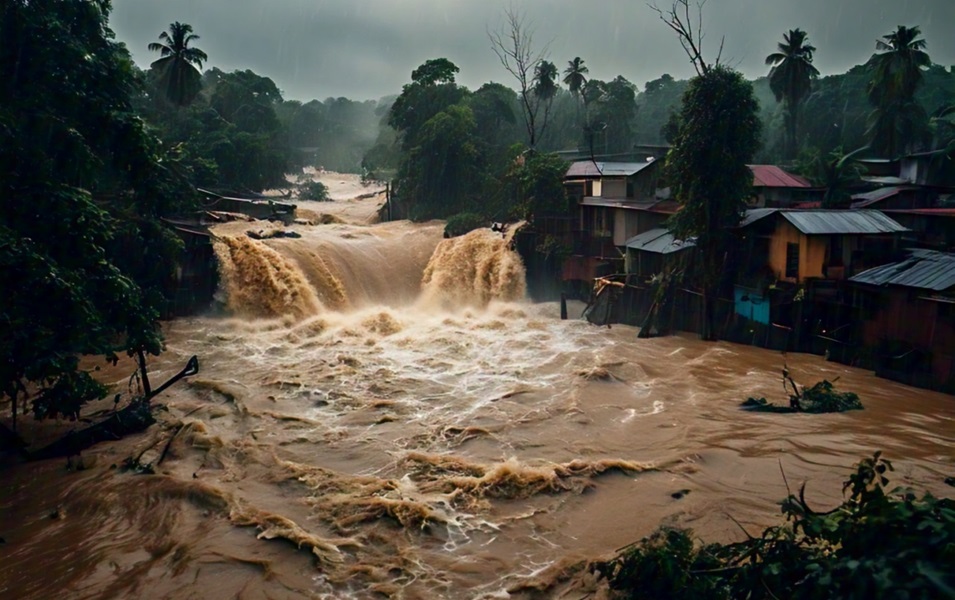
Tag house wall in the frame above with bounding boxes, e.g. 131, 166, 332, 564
613, 209, 668, 247
602, 178, 627, 198
859, 289, 955, 388
768, 220, 827, 283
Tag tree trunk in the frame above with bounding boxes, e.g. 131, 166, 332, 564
137, 349, 152, 399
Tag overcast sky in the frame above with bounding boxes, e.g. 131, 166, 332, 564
111, 0, 955, 102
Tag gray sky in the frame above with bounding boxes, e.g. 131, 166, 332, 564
111, 0, 955, 102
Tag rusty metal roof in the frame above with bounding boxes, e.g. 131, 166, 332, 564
624, 228, 695, 254
850, 249, 955, 292
565, 160, 657, 178
781, 210, 908, 235
749, 165, 812, 188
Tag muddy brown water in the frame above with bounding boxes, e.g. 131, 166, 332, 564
1, 220, 953, 599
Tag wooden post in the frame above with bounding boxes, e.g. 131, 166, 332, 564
560, 293, 568, 320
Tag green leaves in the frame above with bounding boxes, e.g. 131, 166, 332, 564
1, 0, 194, 425
597, 452, 955, 599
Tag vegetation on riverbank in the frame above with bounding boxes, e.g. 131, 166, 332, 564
596, 452, 955, 599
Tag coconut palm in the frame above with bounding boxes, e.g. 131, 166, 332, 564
867, 25, 930, 105
766, 29, 820, 160
563, 57, 589, 124
866, 25, 931, 157
148, 22, 208, 107
810, 148, 865, 208
533, 60, 559, 101
563, 57, 588, 98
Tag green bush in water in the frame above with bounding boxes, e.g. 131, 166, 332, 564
299, 180, 330, 201
444, 212, 486, 238
742, 375, 863, 413
595, 452, 955, 599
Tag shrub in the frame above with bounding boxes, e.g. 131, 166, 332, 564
595, 452, 955, 599
444, 212, 486, 238
299, 180, 330, 201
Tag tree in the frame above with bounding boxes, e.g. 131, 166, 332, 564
563, 57, 589, 123
403, 105, 482, 219
667, 66, 762, 340
1, 0, 195, 431
649, 0, 724, 76
804, 148, 865, 208
766, 29, 820, 160
867, 25, 932, 157
488, 7, 552, 148
411, 58, 460, 86
148, 21, 208, 107
563, 57, 589, 99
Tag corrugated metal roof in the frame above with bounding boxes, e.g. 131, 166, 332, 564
738, 208, 779, 228
781, 210, 908, 235
566, 160, 657, 178
883, 208, 955, 217
862, 176, 911, 185
850, 249, 955, 292
749, 165, 812, 188
850, 186, 917, 208
580, 197, 658, 209
624, 228, 695, 254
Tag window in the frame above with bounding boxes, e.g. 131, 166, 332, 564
829, 236, 844, 267
785, 243, 799, 279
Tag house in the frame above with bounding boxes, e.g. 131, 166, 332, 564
562, 160, 669, 284
900, 149, 955, 187
882, 208, 955, 250
564, 159, 666, 246
849, 186, 929, 210
849, 249, 955, 391
748, 165, 815, 207
624, 228, 694, 281
739, 209, 908, 284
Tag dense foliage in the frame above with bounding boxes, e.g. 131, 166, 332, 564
380, 59, 569, 222
597, 452, 955, 599
1, 0, 195, 427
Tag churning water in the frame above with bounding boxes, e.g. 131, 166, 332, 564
1, 210, 953, 599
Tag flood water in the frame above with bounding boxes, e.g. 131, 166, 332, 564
1, 201, 953, 599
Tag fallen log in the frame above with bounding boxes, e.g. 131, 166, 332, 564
26, 356, 199, 461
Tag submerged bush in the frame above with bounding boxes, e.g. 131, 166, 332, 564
595, 452, 955, 599
299, 180, 330, 201
444, 212, 486, 238
742, 370, 863, 414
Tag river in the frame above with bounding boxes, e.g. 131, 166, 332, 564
1, 186, 953, 599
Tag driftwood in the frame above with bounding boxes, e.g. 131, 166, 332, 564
23, 356, 199, 461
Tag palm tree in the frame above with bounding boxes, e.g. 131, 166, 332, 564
563, 57, 589, 119
148, 22, 208, 107
766, 29, 820, 160
865, 26, 931, 157
534, 60, 559, 101
810, 148, 865, 208
867, 25, 930, 106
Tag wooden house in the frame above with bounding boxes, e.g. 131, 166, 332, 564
739, 209, 908, 284
849, 249, 955, 391
748, 165, 815, 207
562, 160, 669, 283
624, 228, 694, 281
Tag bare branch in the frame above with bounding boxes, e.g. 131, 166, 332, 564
487, 6, 551, 147
647, 0, 711, 75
